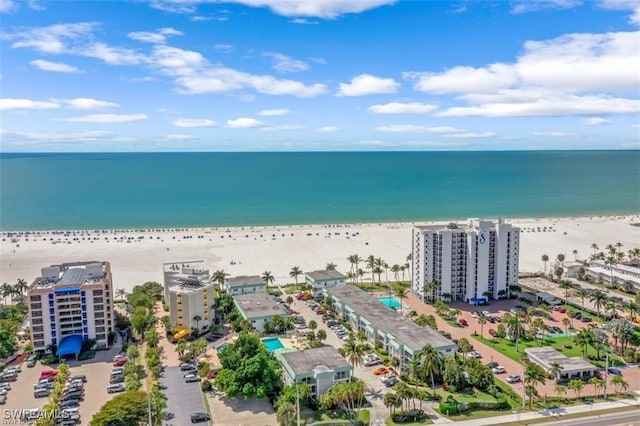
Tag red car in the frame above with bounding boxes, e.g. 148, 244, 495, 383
113, 357, 128, 367
295, 292, 306, 300
40, 369, 59, 380
315, 309, 325, 315
287, 310, 299, 315
558, 307, 567, 313
458, 318, 468, 326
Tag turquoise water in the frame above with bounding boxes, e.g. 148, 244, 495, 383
216, 343, 229, 354
261, 337, 285, 352
377, 297, 402, 310
1, 151, 638, 230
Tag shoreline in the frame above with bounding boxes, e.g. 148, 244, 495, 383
2, 214, 639, 295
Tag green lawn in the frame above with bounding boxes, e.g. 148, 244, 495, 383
473, 335, 625, 367
436, 389, 496, 404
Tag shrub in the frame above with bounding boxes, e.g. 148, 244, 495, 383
40, 354, 57, 365
201, 380, 213, 392
162, 303, 169, 312
439, 401, 458, 415
78, 350, 96, 361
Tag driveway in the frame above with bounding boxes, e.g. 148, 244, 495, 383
162, 366, 209, 426
205, 390, 276, 426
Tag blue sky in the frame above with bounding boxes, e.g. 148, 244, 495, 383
0, 0, 639, 152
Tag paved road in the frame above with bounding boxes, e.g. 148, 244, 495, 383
534, 409, 640, 426
161, 366, 209, 426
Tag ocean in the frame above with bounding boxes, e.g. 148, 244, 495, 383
1, 151, 638, 231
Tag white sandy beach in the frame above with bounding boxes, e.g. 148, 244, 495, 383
1, 215, 639, 293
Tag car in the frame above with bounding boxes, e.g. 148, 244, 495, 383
69, 375, 86, 383
482, 311, 492, 318
205, 335, 218, 342
63, 385, 84, 394
191, 412, 210, 423
0, 394, 5, 404
206, 370, 218, 379
439, 330, 452, 339
58, 401, 80, 410
180, 362, 196, 371
486, 362, 499, 369
110, 375, 125, 384
607, 368, 623, 376
33, 378, 55, 388
26, 356, 37, 367
34, 387, 52, 398
0, 373, 17, 382
373, 367, 389, 376
580, 317, 593, 323
5, 366, 21, 373
0, 383, 11, 391
113, 353, 127, 362
466, 351, 482, 359
113, 357, 128, 367
59, 407, 80, 421
458, 318, 468, 326
470, 312, 479, 318
558, 307, 567, 313
506, 374, 521, 383
185, 374, 201, 383
55, 420, 78, 426
315, 309, 325, 315
111, 367, 125, 376
492, 366, 506, 374
383, 376, 398, 387
60, 391, 84, 402
321, 316, 332, 323
364, 358, 382, 367
381, 372, 396, 382
107, 383, 126, 393
488, 329, 498, 337
552, 306, 560, 311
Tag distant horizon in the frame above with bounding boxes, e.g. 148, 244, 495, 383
1, 0, 638, 152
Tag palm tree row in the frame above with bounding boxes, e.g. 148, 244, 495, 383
345, 253, 411, 285
1, 279, 28, 304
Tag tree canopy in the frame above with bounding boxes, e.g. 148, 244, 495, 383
90, 390, 148, 426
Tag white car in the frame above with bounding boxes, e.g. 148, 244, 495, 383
482, 311, 492, 318
470, 312, 479, 318
466, 351, 482, 359
506, 374, 521, 383
381, 373, 396, 382
491, 366, 506, 374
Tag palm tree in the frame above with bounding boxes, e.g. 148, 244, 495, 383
577, 288, 589, 315
395, 287, 408, 313
212, 269, 229, 288
562, 318, 571, 334
308, 320, 317, 331
12, 278, 28, 302
568, 379, 584, 399
589, 377, 604, 398
176, 340, 187, 359
503, 312, 526, 352
422, 280, 438, 303
261, 271, 275, 286
624, 301, 640, 320
192, 315, 202, 331
316, 329, 327, 343
573, 329, 594, 358
604, 255, 618, 287
289, 266, 302, 285
549, 361, 563, 381
589, 290, 608, 318
286, 295, 294, 305
559, 280, 573, 299
541, 254, 549, 273
342, 339, 365, 369
116, 288, 126, 301
477, 316, 487, 338
555, 384, 567, 401
1, 282, 13, 304
325, 262, 337, 271
591, 243, 599, 256
366, 255, 375, 283
611, 375, 628, 394
417, 344, 443, 397
524, 363, 546, 408
572, 249, 578, 261
391, 264, 401, 282
383, 392, 401, 416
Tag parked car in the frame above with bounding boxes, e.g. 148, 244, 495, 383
466, 351, 482, 359
373, 367, 389, 376
34, 387, 52, 398
191, 412, 210, 423
111, 367, 125, 376
113, 357, 128, 367
558, 307, 567, 313
364, 358, 381, 367
458, 318, 468, 326
486, 362, 499, 369
109, 375, 124, 384
580, 317, 593, 323
113, 353, 127, 362
488, 329, 498, 337
482, 311, 491, 318
506, 374, 521, 383
69, 375, 86, 383
492, 366, 506, 374
383, 376, 398, 387
470, 312, 479, 318
5, 366, 21, 374
107, 383, 126, 393
0, 394, 6, 404
33, 378, 55, 388
184, 374, 200, 383
607, 368, 623, 376
26, 356, 37, 368
180, 363, 196, 372
0, 383, 11, 391
58, 401, 80, 411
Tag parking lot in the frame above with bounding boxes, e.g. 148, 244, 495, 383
1, 342, 124, 425
206, 390, 276, 426
161, 366, 209, 426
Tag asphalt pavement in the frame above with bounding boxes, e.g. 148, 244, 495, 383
161, 366, 209, 426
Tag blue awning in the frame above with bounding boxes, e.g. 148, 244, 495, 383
54, 287, 80, 295
470, 297, 486, 303
56, 335, 83, 357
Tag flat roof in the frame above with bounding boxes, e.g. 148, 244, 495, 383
234, 293, 285, 318
326, 286, 455, 352
525, 347, 597, 373
306, 270, 347, 281
226, 275, 266, 287
280, 346, 350, 376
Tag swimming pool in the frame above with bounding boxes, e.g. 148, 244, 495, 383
377, 297, 402, 310
262, 337, 285, 352
216, 343, 229, 354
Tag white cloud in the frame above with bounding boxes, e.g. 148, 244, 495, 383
316, 126, 339, 132
173, 118, 217, 128
226, 118, 268, 128
368, 102, 438, 114
263, 52, 309, 73
407, 31, 640, 117
1, 129, 113, 143
151, 45, 327, 97
290, 18, 318, 24
80, 43, 146, 65
599, 0, 640, 26
191, 15, 213, 21
584, 117, 611, 125
30, 59, 83, 73
28, 0, 45, 11
3, 22, 96, 54
444, 132, 496, 139
533, 131, 582, 137
257, 109, 290, 116
511, 0, 582, 14
0, 0, 18, 13
59, 114, 148, 123
0, 98, 59, 110
261, 124, 304, 131
56, 98, 119, 109
151, 0, 396, 19
337, 74, 399, 96
127, 27, 183, 44
165, 134, 195, 140
213, 44, 233, 52
632, 124, 640, 128
375, 125, 462, 133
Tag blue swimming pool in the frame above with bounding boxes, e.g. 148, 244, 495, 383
377, 297, 402, 310
216, 343, 229, 354
262, 337, 285, 352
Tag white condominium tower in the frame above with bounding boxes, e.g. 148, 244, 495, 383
412, 219, 520, 304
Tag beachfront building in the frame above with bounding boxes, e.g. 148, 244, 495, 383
233, 293, 286, 332
27, 261, 114, 357
525, 347, 598, 381
412, 219, 520, 304
163, 260, 209, 302
325, 286, 456, 372
585, 260, 640, 292
277, 346, 352, 399
166, 270, 215, 333
305, 270, 347, 291
223, 275, 267, 295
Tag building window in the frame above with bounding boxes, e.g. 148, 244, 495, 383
30, 295, 42, 302
96, 333, 106, 340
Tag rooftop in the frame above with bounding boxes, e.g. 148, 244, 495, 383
163, 260, 208, 274
168, 275, 212, 293
280, 346, 351, 376
305, 270, 347, 281
234, 293, 285, 318
525, 347, 597, 373
32, 261, 109, 291
326, 286, 455, 352
226, 275, 266, 287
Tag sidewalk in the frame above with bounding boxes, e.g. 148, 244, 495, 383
437, 392, 640, 425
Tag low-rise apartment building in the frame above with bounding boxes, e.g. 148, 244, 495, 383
28, 261, 114, 356
223, 275, 267, 295
325, 286, 456, 372
277, 346, 352, 398
305, 270, 347, 291
233, 293, 286, 332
